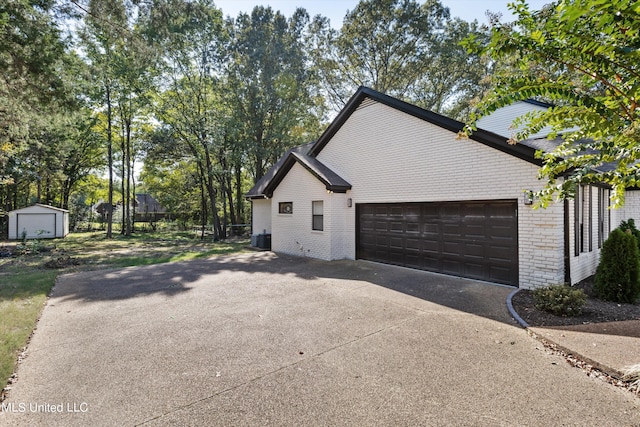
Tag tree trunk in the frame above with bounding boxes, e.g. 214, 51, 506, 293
124, 118, 132, 236
235, 162, 243, 226
106, 84, 113, 239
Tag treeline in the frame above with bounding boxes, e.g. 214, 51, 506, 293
1, 0, 493, 238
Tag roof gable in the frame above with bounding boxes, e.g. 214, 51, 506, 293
246, 143, 351, 199
308, 87, 543, 166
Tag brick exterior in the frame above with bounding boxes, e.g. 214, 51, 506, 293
313, 100, 566, 289
271, 163, 335, 260
611, 190, 640, 228
255, 96, 640, 289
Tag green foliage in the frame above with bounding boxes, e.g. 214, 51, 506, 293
309, 0, 491, 119
532, 284, 587, 317
595, 228, 640, 303
15, 239, 47, 256
464, 0, 640, 208
618, 218, 640, 250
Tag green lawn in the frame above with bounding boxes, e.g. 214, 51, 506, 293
0, 231, 248, 395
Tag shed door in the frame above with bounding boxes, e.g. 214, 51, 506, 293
356, 201, 518, 286
17, 213, 56, 239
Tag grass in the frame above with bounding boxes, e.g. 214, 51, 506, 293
0, 230, 248, 394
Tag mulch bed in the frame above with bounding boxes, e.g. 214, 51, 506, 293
510, 277, 640, 327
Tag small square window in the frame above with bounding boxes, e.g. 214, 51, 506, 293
279, 202, 293, 214
312, 201, 323, 231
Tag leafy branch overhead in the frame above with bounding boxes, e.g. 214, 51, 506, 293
464, 0, 640, 208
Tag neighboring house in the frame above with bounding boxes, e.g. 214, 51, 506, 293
7, 204, 69, 240
134, 193, 167, 222
246, 87, 639, 289
93, 201, 116, 223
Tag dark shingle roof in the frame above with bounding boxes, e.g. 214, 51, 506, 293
246, 143, 351, 199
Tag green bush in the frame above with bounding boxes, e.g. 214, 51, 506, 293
533, 284, 587, 317
595, 228, 640, 303
619, 218, 640, 250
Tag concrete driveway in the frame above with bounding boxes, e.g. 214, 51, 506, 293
2, 252, 639, 426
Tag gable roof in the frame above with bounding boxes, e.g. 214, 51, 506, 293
135, 193, 166, 213
10, 204, 69, 214
246, 86, 555, 200
309, 86, 545, 165
246, 143, 352, 199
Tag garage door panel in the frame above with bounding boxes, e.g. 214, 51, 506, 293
406, 223, 420, 233
357, 201, 518, 286
389, 237, 404, 249
390, 221, 404, 232
405, 239, 421, 250
465, 262, 485, 278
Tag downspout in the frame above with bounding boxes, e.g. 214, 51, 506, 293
563, 198, 572, 284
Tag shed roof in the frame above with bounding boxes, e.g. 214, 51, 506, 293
9, 204, 69, 214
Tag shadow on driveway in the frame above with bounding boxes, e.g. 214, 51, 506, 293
54, 251, 518, 325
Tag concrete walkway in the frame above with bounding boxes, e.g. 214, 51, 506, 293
2, 252, 638, 426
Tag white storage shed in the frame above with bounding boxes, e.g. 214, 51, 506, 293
7, 204, 69, 240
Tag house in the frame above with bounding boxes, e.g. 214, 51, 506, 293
246, 87, 640, 289
134, 193, 167, 222
7, 204, 69, 240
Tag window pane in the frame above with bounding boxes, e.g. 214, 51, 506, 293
312, 215, 323, 231
312, 201, 323, 231
279, 202, 293, 214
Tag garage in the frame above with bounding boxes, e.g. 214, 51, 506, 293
356, 201, 518, 286
7, 204, 70, 240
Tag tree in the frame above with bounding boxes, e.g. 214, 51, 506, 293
464, 0, 640, 208
309, 0, 448, 108
412, 18, 493, 120
80, 0, 129, 237
0, 0, 68, 210
226, 6, 325, 182
142, 0, 229, 239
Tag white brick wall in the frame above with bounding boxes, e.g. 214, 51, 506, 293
611, 189, 640, 228
271, 162, 335, 260
315, 100, 565, 289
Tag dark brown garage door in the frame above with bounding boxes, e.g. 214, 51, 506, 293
356, 201, 518, 286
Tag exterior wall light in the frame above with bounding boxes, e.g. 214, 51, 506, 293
347, 198, 352, 207
524, 190, 534, 205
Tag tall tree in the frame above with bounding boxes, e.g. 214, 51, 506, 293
464, 0, 640, 207
141, 0, 228, 239
309, 0, 491, 118
0, 0, 67, 210
226, 6, 325, 182
412, 17, 493, 120
80, 0, 129, 237
309, 0, 448, 109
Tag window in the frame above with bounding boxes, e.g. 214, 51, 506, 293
598, 188, 610, 248
575, 185, 593, 255
312, 201, 323, 231
279, 202, 293, 214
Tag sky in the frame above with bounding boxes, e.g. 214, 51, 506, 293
214, 0, 553, 27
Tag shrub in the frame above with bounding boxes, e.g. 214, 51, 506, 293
532, 284, 587, 317
619, 218, 640, 250
594, 228, 640, 303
